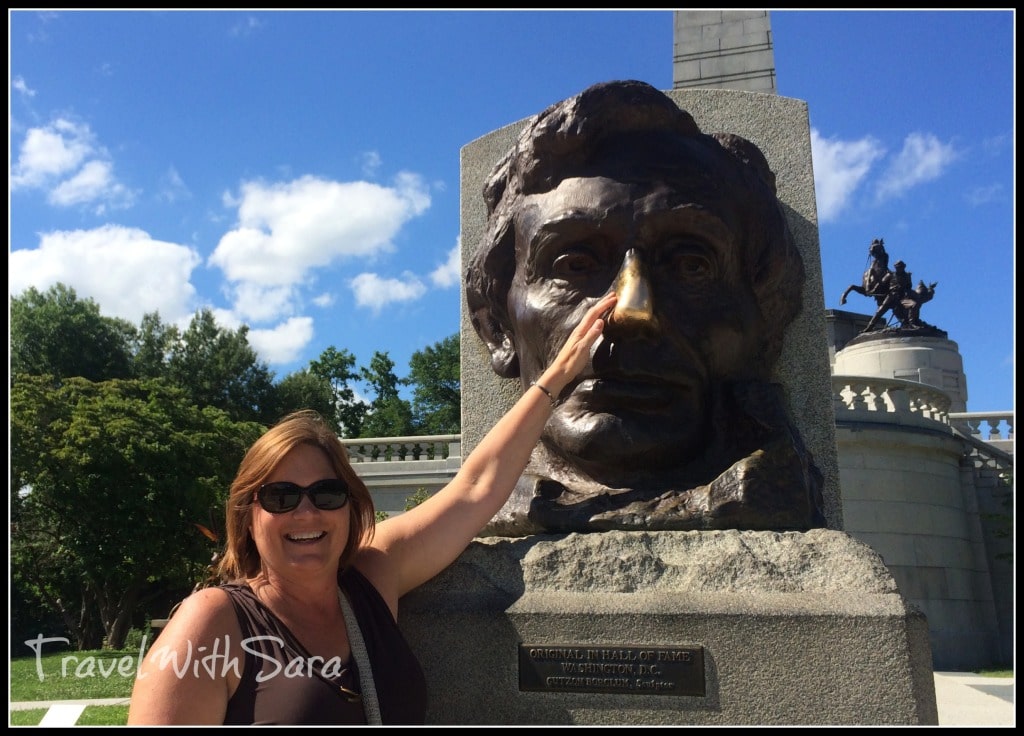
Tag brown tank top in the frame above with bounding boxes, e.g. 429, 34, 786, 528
222, 566, 427, 724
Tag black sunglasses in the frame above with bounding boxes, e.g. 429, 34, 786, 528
256, 478, 350, 514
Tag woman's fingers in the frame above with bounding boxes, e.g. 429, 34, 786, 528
561, 294, 617, 370
580, 293, 617, 334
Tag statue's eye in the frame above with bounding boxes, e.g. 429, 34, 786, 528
676, 254, 713, 278
662, 240, 717, 283
552, 248, 601, 279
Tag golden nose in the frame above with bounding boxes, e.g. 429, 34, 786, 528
608, 249, 658, 329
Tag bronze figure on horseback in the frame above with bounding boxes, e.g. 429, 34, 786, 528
840, 238, 938, 333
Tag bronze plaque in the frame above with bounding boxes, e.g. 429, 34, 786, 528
519, 644, 705, 696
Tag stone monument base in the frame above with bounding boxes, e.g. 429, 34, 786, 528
397, 529, 937, 725
833, 333, 966, 412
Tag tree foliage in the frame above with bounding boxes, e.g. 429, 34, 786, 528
407, 334, 461, 434
11, 288, 280, 424
274, 369, 337, 426
10, 284, 136, 383
359, 351, 414, 438
11, 375, 263, 649
308, 346, 363, 437
165, 309, 277, 424
131, 312, 180, 379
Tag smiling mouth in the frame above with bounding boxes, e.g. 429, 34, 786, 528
285, 531, 326, 543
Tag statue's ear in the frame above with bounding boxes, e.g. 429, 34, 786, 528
470, 307, 520, 379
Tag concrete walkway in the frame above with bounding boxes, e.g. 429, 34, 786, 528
933, 671, 1015, 727
9, 673, 1015, 726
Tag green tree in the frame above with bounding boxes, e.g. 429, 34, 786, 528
11, 374, 263, 649
359, 351, 414, 438
166, 309, 277, 424
309, 346, 365, 437
131, 312, 180, 379
10, 284, 136, 383
360, 395, 415, 439
274, 369, 337, 423
407, 334, 461, 434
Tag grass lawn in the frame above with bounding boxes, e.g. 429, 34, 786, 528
10, 649, 138, 701
10, 648, 136, 725
977, 668, 1014, 678
9, 706, 130, 727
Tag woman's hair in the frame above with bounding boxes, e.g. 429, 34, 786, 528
215, 410, 376, 582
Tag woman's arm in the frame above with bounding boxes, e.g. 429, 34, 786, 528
356, 293, 616, 607
127, 587, 239, 725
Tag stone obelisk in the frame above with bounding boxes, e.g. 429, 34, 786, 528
673, 10, 777, 93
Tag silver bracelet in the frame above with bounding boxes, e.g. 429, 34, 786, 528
531, 381, 559, 408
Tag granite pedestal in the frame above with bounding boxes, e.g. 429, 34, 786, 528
398, 529, 938, 725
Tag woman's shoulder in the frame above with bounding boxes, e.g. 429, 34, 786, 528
185, 584, 237, 608
163, 585, 239, 634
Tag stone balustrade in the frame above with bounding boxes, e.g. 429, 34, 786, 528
949, 413, 1014, 474
948, 411, 1015, 443
340, 434, 461, 463
831, 374, 953, 432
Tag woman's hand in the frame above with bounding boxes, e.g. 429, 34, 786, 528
537, 292, 617, 395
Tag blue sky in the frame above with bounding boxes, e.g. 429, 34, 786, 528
9, 10, 1015, 413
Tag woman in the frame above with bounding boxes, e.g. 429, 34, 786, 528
127, 292, 616, 725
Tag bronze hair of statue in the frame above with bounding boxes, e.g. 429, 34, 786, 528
465, 80, 825, 534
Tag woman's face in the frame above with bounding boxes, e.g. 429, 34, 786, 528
249, 443, 351, 581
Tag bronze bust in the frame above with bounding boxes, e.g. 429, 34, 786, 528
466, 80, 824, 534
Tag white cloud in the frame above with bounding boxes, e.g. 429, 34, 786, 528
10, 117, 133, 210
349, 272, 427, 313
12, 76, 36, 97
228, 15, 263, 38
208, 173, 432, 324
964, 183, 1004, 207
247, 316, 315, 365
9, 225, 201, 325
158, 166, 191, 203
209, 307, 242, 331
230, 283, 298, 324
48, 159, 133, 211
430, 240, 462, 288
810, 128, 886, 223
393, 171, 431, 216
980, 133, 1010, 156
875, 132, 958, 201
11, 118, 96, 188
210, 174, 432, 285
312, 291, 335, 308
360, 151, 382, 178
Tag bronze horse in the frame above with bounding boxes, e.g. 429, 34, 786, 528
840, 238, 889, 306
